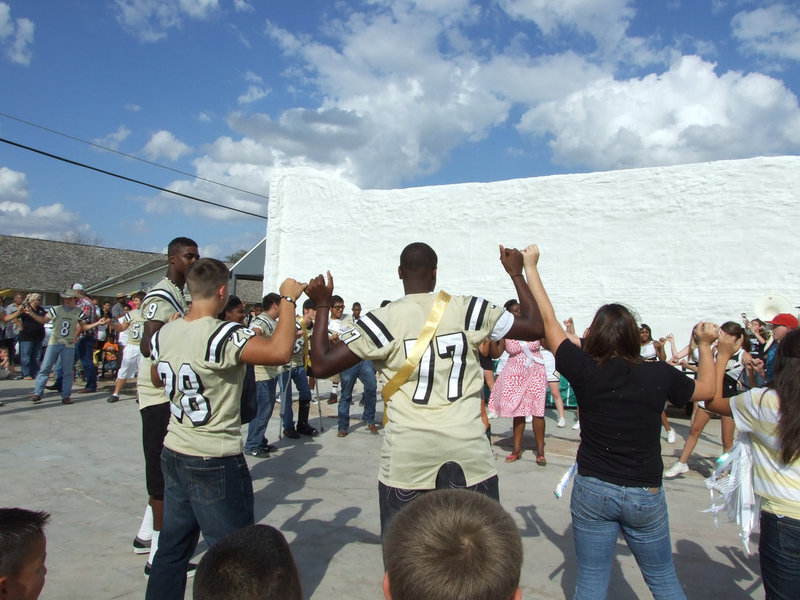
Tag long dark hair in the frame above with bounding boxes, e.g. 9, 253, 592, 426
582, 304, 642, 365
772, 329, 800, 464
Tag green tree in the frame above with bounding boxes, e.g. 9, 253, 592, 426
226, 249, 247, 263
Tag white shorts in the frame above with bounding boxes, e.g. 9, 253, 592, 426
541, 349, 559, 382
117, 345, 142, 379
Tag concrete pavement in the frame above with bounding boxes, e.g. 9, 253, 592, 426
0, 375, 764, 599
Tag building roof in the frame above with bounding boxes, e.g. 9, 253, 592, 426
0, 234, 166, 295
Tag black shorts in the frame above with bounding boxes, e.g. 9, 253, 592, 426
140, 402, 171, 499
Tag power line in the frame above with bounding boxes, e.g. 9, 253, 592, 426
0, 136, 267, 220
0, 111, 269, 199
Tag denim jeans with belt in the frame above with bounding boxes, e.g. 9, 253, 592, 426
759, 510, 800, 599
570, 473, 685, 600
144, 448, 254, 600
337, 359, 377, 432
244, 378, 278, 452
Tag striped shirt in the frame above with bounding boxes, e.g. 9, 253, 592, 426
730, 388, 800, 519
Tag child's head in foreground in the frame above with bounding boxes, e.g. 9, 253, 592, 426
382, 489, 522, 600
193, 524, 302, 600
0, 508, 50, 600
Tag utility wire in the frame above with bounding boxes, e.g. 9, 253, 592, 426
0, 111, 269, 199
0, 136, 267, 220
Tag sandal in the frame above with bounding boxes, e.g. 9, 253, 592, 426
505, 453, 521, 463
536, 455, 547, 467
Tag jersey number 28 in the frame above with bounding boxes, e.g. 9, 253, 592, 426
157, 362, 210, 426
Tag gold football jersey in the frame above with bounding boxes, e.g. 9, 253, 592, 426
151, 316, 255, 458
118, 308, 145, 345
46, 306, 87, 348
250, 312, 281, 381
137, 278, 187, 410
342, 292, 512, 489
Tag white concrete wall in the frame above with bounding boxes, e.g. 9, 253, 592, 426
266, 157, 799, 350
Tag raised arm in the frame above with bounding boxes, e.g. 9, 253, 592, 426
1, 306, 23, 322
241, 279, 307, 366
520, 245, 567, 352
499, 245, 544, 341
304, 272, 362, 378
689, 322, 718, 401
702, 331, 743, 416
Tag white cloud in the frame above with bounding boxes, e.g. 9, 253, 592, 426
244, 70, 262, 83
114, 0, 219, 42
93, 125, 131, 150
0, 3, 34, 65
143, 130, 192, 160
233, 0, 254, 13
237, 85, 269, 104
498, 0, 659, 65
197, 111, 212, 122
732, 3, 800, 62
0, 167, 99, 240
518, 55, 800, 170
259, 6, 512, 187
126, 103, 141, 112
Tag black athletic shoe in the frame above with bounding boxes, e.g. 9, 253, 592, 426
107, 395, 120, 404
246, 447, 270, 458
45, 384, 60, 391
282, 428, 300, 439
132, 536, 151, 554
259, 442, 278, 453
297, 422, 319, 437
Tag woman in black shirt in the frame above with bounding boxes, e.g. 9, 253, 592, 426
19, 293, 46, 379
521, 245, 717, 600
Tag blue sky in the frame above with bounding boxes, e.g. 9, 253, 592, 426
1, 0, 799, 259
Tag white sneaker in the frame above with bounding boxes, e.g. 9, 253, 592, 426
487, 411, 498, 419
557, 417, 566, 428
572, 421, 580, 431
663, 461, 689, 478
667, 429, 676, 444
525, 415, 533, 423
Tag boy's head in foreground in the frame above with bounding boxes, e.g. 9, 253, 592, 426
193, 524, 302, 600
0, 508, 50, 600
382, 489, 522, 600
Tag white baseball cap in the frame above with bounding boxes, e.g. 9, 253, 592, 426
72, 283, 85, 291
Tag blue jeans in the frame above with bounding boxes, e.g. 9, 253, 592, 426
34, 344, 75, 399
570, 473, 685, 600
244, 378, 278, 452
338, 360, 377, 431
277, 367, 311, 431
76, 335, 97, 390
760, 510, 800, 599
19, 339, 43, 378
144, 448, 254, 600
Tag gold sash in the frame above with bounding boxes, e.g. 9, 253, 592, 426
381, 290, 451, 425
299, 317, 311, 370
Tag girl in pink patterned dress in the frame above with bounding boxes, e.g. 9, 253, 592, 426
488, 300, 548, 465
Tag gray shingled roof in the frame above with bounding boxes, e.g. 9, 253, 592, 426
0, 234, 166, 295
